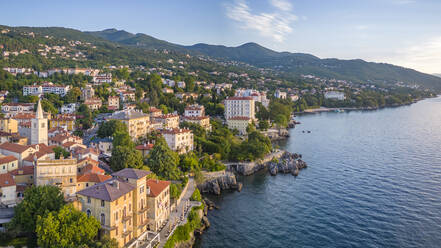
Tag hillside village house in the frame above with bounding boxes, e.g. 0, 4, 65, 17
182, 116, 211, 131
224, 97, 255, 120
0, 173, 17, 207
0, 142, 38, 166
76, 173, 111, 191
274, 90, 287, 99
149, 107, 162, 118
146, 179, 171, 231
135, 143, 154, 157
184, 104, 205, 117
81, 85, 95, 101
49, 114, 76, 131
0, 156, 18, 174
154, 114, 179, 129
92, 73, 112, 84
60, 103, 77, 114
106, 109, 150, 139
161, 128, 194, 154
84, 97, 102, 111
1, 103, 34, 117
107, 96, 120, 110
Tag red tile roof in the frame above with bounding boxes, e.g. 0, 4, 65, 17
10, 166, 34, 176
146, 179, 170, 197
0, 142, 31, 153
80, 164, 104, 175
160, 128, 192, 135
0, 173, 15, 187
77, 173, 111, 183
0, 155, 17, 164
135, 143, 154, 151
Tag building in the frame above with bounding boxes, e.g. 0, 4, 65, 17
1, 103, 34, 117
35, 158, 77, 198
0, 142, 38, 166
92, 74, 112, 84
146, 179, 170, 231
149, 107, 162, 118
0, 173, 16, 207
153, 114, 179, 129
76, 168, 152, 247
0, 156, 18, 174
324, 91, 346, 100
120, 91, 136, 103
23, 82, 70, 97
161, 128, 194, 154
227, 116, 252, 135
182, 116, 211, 131
60, 103, 77, 114
224, 97, 255, 120
235, 89, 269, 108
76, 173, 111, 191
81, 85, 95, 101
84, 97, 103, 111
31, 101, 48, 145
49, 114, 75, 131
274, 90, 287, 99
90, 137, 113, 155
0, 118, 18, 133
10, 165, 34, 186
135, 143, 154, 157
184, 104, 205, 117
108, 96, 120, 110
106, 110, 150, 139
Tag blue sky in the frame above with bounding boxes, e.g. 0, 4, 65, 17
1, 0, 440, 73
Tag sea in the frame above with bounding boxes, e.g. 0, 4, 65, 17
197, 96, 441, 248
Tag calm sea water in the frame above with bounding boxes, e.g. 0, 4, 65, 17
198, 96, 441, 248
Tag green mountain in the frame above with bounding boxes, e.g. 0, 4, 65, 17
2, 25, 441, 91
88, 29, 441, 90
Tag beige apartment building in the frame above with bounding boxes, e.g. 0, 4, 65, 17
161, 128, 194, 154
106, 110, 150, 139
146, 179, 170, 232
84, 97, 102, 111
108, 96, 120, 110
224, 96, 255, 120
154, 114, 179, 129
226, 116, 252, 135
76, 168, 152, 247
0, 118, 18, 133
35, 158, 77, 198
182, 116, 211, 131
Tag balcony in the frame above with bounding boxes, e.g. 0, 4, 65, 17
122, 214, 132, 222
138, 207, 148, 214
101, 224, 117, 231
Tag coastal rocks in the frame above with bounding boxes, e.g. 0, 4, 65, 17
198, 171, 241, 195
268, 152, 307, 176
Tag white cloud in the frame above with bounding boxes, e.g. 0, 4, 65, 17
388, 36, 441, 73
225, 0, 297, 42
270, 0, 292, 11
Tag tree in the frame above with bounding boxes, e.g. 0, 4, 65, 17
77, 104, 93, 130
97, 120, 128, 138
65, 87, 82, 103
258, 119, 270, 131
147, 137, 182, 180
274, 114, 288, 127
53, 146, 70, 159
36, 204, 100, 248
179, 152, 199, 172
109, 146, 144, 171
41, 99, 58, 114
10, 185, 65, 235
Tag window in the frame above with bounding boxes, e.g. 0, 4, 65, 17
116, 227, 118, 236
100, 213, 105, 225
69, 178, 73, 183
115, 211, 118, 221
86, 183, 89, 187
101, 200, 105, 207
86, 209, 91, 217
87, 197, 91, 204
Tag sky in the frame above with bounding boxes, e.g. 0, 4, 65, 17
1, 0, 440, 74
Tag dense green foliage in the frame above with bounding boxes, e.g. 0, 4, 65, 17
36, 204, 100, 248
109, 122, 144, 171
190, 188, 202, 202
97, 120, 127, 138
53, 146, 70, 159
147, 136, 182, 180
9, 185, 65, 236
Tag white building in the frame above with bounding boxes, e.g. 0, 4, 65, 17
324, 91, 346, 100
31, 100, 48, 145
184, 104, 205, 117
161, 128, 194, 154
60, 103, 77, 114
274, 90, 287, 99
92, 74, 112, 84
235, 89, 269, 108
1, 103, 34, 116
224, 97, 255, 120
0, 173, 16, 207
23, 82, 70, 97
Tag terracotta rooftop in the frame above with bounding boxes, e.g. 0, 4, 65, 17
0, 155, 17, 164
77, 173, 111, 183
155, 114, 179, 119
81, 164, 104, 175
10, 166, 34, 176
160, 128, 192, 135
0, 142, 31, 153
0, 173, 15, 187
135, 143, 154, 151
225, 97, 253, 101
183, 116, 209, 121
146, 179, 170, 197
228, 116, 252, 121
112, 168, 151, 179
77, 178, 135, 202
